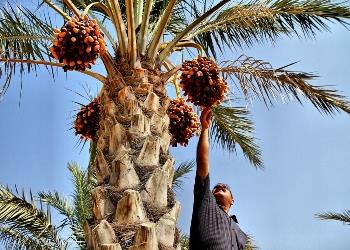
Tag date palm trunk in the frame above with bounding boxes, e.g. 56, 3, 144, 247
84, 54, 181, 250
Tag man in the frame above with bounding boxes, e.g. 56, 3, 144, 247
189, 107, 248, 250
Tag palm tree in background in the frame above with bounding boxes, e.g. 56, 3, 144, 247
0, 163, 92, 249
316, 210, 350, 225
2, 0, 350, 249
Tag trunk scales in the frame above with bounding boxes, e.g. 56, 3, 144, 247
84, 57, 182, 250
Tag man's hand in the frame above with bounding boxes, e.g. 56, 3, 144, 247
200, 107, 212, 130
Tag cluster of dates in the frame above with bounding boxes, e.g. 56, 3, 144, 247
180, 56, 228, 107
168, 57, 229, 146
50, 15, 106, 72
74, 98, 100, 141
167, 98, 200, 147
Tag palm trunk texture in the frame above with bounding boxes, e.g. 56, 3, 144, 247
84, 53, 181, 250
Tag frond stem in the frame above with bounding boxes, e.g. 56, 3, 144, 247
159, 0, 230, 63
0, 58, 107, 83
43, 0, 71, 20
64, 0, 81, 17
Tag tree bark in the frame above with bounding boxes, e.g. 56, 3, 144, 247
85, 62, 180, 250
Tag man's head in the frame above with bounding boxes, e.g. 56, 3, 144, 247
212, 183, 234, 212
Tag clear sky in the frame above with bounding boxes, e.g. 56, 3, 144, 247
0, 2, 350, 249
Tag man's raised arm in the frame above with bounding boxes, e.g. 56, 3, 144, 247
196, 108, 212, 180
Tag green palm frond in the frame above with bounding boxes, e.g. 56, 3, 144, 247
0, 4, 54, 97
211, 105, 263, 169
0, 5, 53, 58
172, 160, 195, 190
68, 162, 96, 248
0, 226, 55, 250
316, 210, 350, 225
178, 232, 189, 249
245, 235, 260, 250
0, 186, 67, 250
38, 191, 74, 225
189, 0, 350, 58
221, 56, 350, 115
39, 162, 96, 249
68, 162, 93, 230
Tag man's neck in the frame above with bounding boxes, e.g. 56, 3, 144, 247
218, 204, 230, 213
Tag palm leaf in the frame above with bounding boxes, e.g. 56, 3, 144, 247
0, 226, 56, 250
0, 186, 66, 249
316, 210, 350, 225
221, 56, 350, 115
68, 162, 96, 248
211, 105, 263, 169
0, 4, 54, 98
178, 232, 190, 249
172, 160, 195, 190
68, 162, 93, 231
189, 0, 350, 58
38, 191, 74, 226
245, 234, 260, 250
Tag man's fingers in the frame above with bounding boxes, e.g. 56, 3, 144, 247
201, 107, 211, 118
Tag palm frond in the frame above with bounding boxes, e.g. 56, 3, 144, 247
0, 4, 54, 97
189, 0, 350, 58
316, 210, 350, 225
51, 0, 109, 17
0, 226, 55, 250
172, 160, 195, 190
147, 0, 177, 62
67, 162, 95, 248
68, 162, 93, 229
150, 0, 187, 35
221, 56, 350, 115
245, 234, 260, 250
211, 105, 263, 169
159, 0, 230, 63
178, 232, 189, 250
38, 191, 74, 223
0, 186, 66, 249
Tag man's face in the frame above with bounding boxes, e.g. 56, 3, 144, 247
212, 183, 234, 208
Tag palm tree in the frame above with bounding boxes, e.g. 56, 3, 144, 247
2, 0, 350, 249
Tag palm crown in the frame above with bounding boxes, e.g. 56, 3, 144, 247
2, 0, 350, 169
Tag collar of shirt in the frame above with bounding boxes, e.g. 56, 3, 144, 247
217, 204, 239, 223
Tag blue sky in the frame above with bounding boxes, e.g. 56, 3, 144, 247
1, 2, 350, 249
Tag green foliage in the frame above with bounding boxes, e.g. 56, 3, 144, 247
220, 56, 350, 115
211, 105, 263, 169
0, 4, 54, 97
173, 160, 195, 190
188, 0, 350, 58
0, 162, 94, 250
0, 186, 67, 250
178, 233, 190, 250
